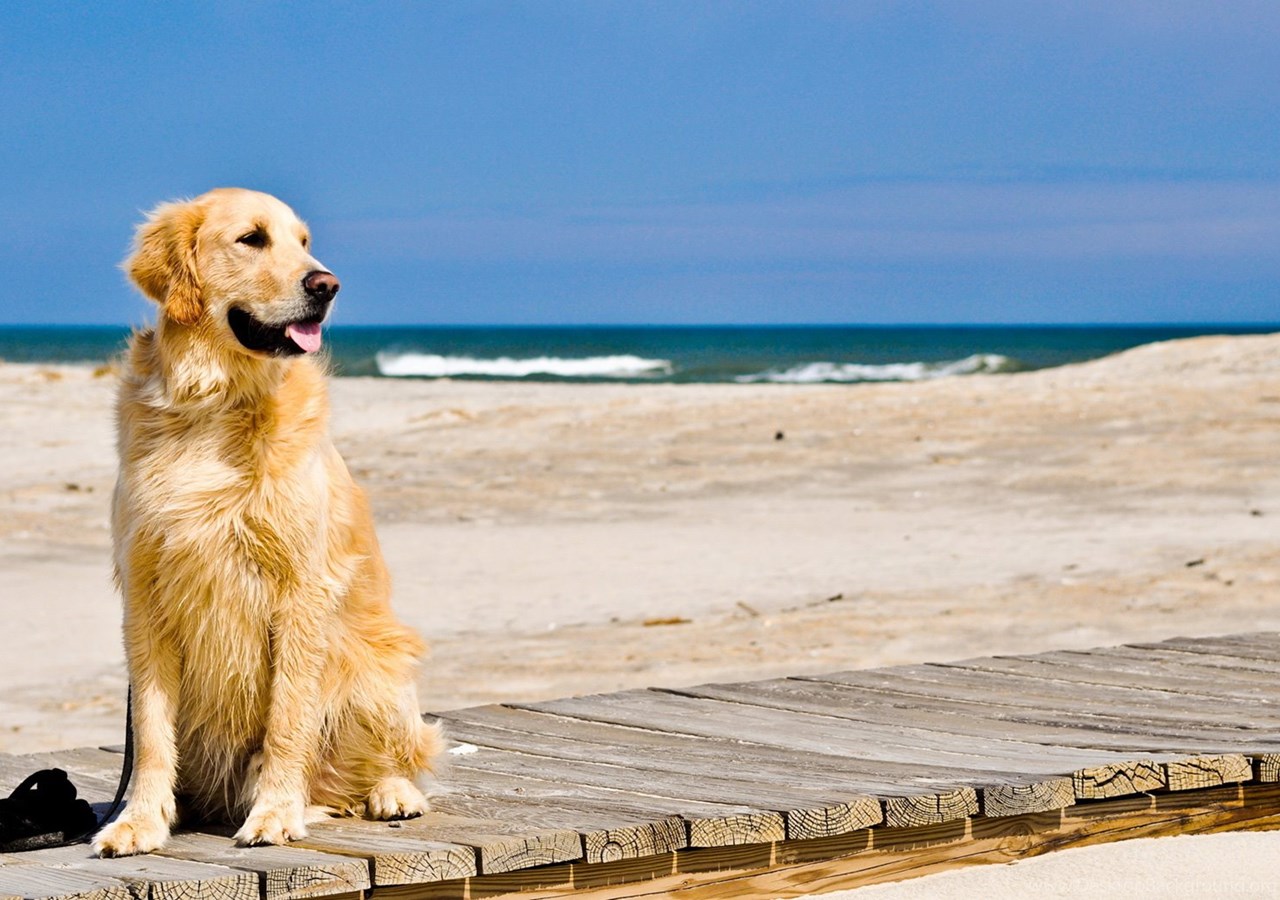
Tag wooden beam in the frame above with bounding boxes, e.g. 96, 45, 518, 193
372, 783, 1280, 899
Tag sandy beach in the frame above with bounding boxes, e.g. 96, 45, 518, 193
2, 332, 1278, 894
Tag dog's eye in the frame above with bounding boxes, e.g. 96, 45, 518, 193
300, 235, 310, 249
237, 230, 267, 249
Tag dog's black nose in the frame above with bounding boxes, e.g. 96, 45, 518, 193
303, 270, 340, 301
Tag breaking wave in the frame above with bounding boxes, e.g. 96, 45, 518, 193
735, 353, 1016, 384
375, 352, 673, 379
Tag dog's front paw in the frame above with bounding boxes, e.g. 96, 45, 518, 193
236, 799, 308, 846
367, 776, 429, 820
94, 815, 171, 857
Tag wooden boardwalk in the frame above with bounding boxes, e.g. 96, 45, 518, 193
2, 632, 1279, 899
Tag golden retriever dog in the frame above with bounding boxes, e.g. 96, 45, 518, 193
93, 188, 441, 857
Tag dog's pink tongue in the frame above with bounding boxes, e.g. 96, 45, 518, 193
286, 322, 323, 353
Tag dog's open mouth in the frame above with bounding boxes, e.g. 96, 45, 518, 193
228, 308, 324, 356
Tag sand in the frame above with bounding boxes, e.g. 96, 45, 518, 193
1, 332, 1278, 893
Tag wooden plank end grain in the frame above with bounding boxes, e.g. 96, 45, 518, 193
582, 817, 685, 865
686, 812, 785, 849
0, 844, 259, 900
882, 788, 978, 829
785, 797, 882, 841
155, 831, 371, 900
0, 867, 133, 900
1164, 754, 1252, 792
1072, 759, 1165, 800
981, 778, 1076, 818
1256, 753, 1280, 783
297, 822, 477, 885
477, 832, 583, 876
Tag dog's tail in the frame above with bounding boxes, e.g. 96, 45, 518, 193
416, 717, 446, 777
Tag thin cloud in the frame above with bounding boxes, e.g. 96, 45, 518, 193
326, 179, 1280, 268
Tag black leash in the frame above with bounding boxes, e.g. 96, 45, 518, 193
0, 687, 133, 852
95, 687, 135, 835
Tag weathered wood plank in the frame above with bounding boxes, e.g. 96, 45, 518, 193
427, 794, 677, 871
443, 713, 888, 840
453, 709, 1099, 837
1163, 754, 1252, 791
452, 744, 832, 816
520, 690, 1130, 774
506, 675, 1280, 824
444, 705, 1043, 795
944, 652, 1276, 701
372, 783, 1280, 900
666, 677, 1261, 759
782, 800, 883, 841
450, 743, 873, 842
683, 814, 783, 850
296, 821, 477, 885
882, 788, 978, 828
1135, 634, 1280, 663
801, 665, 1280, 733
0, 843, 257, 900
432, 763, 737, 860
0, 866, 132, 900
524, 696, 1105, 829
0, 750, 125, 804
5, 631, 1279, 898
1075, 640, 1280, 670
478, 834, 582, 879
415, 811, 582, 875
1081, 646, 1280, 676
512, 693, 1093, 827
1071, 759, 1165, 799
1073, 645, 1280, 681
1026, 647, 1280, 690
154, 832, 370, 900
400, 792, 586, 874
1257, 753, 1280, 782
441, 751, 789, 855
1106, 645, 1280, 675
981, 778, 1075, 818
917, 662, 1280, 724
25, 750, 125, 782
579, 819, 685, 865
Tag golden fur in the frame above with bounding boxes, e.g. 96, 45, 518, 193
94, 188, 441, 857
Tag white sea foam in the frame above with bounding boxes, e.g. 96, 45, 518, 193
375, 352, 673, 379
735, 353, 1014, 384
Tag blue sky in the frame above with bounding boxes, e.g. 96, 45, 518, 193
1, 2, 1277, 325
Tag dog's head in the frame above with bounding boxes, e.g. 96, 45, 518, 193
128, 188, 339, 357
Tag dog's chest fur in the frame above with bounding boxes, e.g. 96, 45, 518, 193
119, 353, 335, 604
115, 351, 345, 777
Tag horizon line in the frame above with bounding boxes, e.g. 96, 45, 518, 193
2, 321, 1279, 330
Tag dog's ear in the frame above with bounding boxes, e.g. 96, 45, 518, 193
127, 200, 205, 326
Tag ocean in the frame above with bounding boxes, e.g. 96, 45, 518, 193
0, 324, 1275, 384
